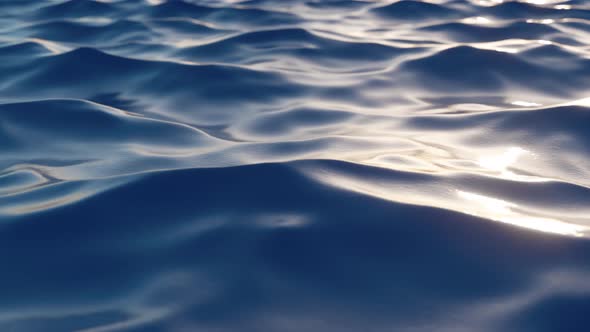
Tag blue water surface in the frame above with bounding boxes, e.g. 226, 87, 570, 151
1, 0, 590, 331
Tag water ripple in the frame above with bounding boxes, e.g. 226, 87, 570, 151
1, 0, 590, 331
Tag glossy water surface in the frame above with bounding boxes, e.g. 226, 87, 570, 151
1, 1, 590, 331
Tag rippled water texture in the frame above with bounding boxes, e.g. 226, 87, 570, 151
2, 0, 590, 331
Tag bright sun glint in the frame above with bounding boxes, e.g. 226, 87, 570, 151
457, 190, 586, 237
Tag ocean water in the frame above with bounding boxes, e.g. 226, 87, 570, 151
1, 0, 590, 331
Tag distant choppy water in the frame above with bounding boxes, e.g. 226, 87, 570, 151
1, 0, 590, 331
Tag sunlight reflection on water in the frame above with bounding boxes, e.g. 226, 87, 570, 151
457, 190, 586, 237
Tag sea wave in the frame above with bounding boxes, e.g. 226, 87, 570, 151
1, 0, 590, 331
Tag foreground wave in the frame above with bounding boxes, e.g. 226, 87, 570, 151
1, 0, 590, 331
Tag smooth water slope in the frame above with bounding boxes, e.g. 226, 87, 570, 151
1, 0, 590, 331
